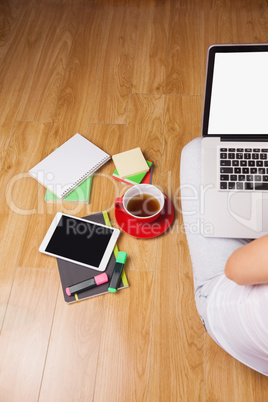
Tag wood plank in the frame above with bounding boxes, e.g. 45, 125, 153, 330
160, 95, 201, 179
94, 271, 154, 401
125, 93, 165, 183
88, 124, 126, 219
166, 6, 201, 95
231, 0, 268, 43
0, 5, 52, 94
169, 0, 232, 9
47, 2, 110, 143
17, 5, 76, 122
150, 234, 204, 401
132, 0, 170, 94
116, 93, 165, 271
159, 94, 201, 217
0, 267, 59, 401
39, 289, 106, 401
149, 95, 203, 401
0, 0, 24, 67
204, 334, 261, 401
0, 6, 53, 160
18, 206, 60, 270
0, 121, 50, 326
89, 0, 139, 124
260, 374, 268, 401
199, 8, 233, 96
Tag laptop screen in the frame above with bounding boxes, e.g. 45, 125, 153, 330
203, 45, 268, 137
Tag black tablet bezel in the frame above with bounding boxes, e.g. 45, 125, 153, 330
39, 213, 120, 271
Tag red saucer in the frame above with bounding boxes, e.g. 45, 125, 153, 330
115, 195, 175, 239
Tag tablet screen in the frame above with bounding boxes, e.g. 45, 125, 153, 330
45, 215, 114, 267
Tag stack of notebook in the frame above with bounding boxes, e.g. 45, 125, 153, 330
112, 147, 153, 185
57, 212, 129, 304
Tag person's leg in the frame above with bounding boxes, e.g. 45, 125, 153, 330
180, 138, 250, 329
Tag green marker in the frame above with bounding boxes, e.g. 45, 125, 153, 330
108, 252, 127, 293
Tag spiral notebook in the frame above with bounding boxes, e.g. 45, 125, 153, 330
29, 133, 110, 199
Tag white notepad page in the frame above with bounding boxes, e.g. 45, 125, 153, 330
29, 133, 110, 198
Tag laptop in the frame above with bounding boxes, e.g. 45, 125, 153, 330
201, 43, 268, 238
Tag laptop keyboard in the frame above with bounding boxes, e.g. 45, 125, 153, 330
219, 147, 268, 191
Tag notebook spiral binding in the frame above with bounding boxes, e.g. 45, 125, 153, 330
61, 156, 109, 198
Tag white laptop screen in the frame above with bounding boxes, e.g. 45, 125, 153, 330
205, 49, 268, 136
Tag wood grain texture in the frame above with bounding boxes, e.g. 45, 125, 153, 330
125, 94, 165, 186
149, 95, 203, 402
1, 0, 268, 400
0, 6, 51, 159
17, 5, 75, 122
132, 0, 170, 94
199, 8, 233, 95
39, 292, 105, 401
0, 267, 59, 401
89, 0, 139, 124
231, 0, 268, 43
166, 6, 201, 95
48, 2, 110, 141
18, 208, 59, 270
94, 270, 154, 402
149, 233, 204, 402
88, 124, 126, 217
204, 334, 261, 402
0, 1, 24, 67
260, 374, 268, 401
0, 121, 50, 326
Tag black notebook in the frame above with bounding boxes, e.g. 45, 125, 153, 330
57, 211, 129, 303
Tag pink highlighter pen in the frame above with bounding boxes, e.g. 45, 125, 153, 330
66, 272, 108, 297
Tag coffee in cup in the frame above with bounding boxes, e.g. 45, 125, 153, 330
115, 184, 165, 223
127, 193, 160, 217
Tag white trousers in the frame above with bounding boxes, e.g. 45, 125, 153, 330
180, 138, 250, 331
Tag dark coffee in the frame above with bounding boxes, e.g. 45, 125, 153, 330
127, 193, 160, 217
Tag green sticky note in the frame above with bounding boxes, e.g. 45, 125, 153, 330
112, 160, 153, 185
45, 175, 93, 204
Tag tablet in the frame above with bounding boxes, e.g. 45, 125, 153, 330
39, 213, 120, 271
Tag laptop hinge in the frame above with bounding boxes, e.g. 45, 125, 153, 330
220, 136, 268, 142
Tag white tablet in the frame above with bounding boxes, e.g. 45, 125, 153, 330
39, 213, 120, 271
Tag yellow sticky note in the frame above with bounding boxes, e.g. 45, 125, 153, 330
112, 147, 149, 178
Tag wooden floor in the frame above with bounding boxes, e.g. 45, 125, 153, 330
1, 0, 268, 400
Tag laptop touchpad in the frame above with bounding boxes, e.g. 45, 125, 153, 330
228, 192, 262, 232
228, 192, 252, 220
